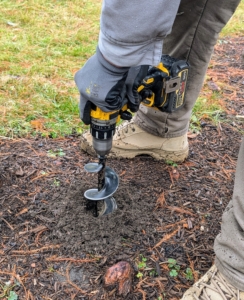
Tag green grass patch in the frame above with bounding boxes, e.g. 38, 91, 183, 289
0, 0, 243, 137
0, 0, 100, 137
190, 94, 224, 133
221, 0, 244, 37
189, 0, 244, 132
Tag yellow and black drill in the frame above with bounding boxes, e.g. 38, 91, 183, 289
84, 55, 189, 217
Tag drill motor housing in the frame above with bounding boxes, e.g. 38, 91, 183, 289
89, 103, 132, 157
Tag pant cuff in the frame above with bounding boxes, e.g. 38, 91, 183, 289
215, 257, 244, 291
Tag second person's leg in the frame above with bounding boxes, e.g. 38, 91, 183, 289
135, 0, 240, 138
112, 0, 240, 161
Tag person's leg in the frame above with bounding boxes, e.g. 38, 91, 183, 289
214, 138, 244, 290
135, 0, 241, 138
181, 138, 244, 299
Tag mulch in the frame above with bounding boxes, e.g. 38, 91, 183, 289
0, 36, 243, 300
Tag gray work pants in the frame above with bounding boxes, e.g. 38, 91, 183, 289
135, 0, 241, 138
214, 138, 244, 290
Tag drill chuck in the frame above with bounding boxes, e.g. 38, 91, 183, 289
90, 117, 117, 157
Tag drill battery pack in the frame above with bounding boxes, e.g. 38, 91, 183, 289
138, 55, 189, 113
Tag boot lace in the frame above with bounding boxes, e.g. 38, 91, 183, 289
116, 121, 135, 135
195, 268, 240, 300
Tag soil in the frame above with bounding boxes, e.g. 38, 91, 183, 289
0, 37, 244, 300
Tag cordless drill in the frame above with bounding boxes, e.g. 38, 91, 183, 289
83, 55, 189, 217
85, 55, 189, 157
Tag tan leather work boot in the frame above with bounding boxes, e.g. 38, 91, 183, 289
81, 120, 189, 162
181, 265, 244, 300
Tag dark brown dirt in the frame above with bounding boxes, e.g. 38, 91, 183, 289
0, 36, 244, 300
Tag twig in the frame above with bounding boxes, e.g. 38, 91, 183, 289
15, 207, 28, 217
135, 277, 148, 300
137, 288, 146, 300
0, 136, 12, 140
1, 217, 14, 230
166, 206, 195, 216
31, 172, 61, 182
0, 269, 28, 299
26, 290, 34, 300
0, 257, 7, 264
20, 139, 40, 157
153, 228, 179, 249
187, 253, 198, 282
35, 228, 49, 245
65, 263, 87, 294
19, 225, 48, 235
157, 219, 187, 231
11, 244, 60, 255
46, 256, 97, 263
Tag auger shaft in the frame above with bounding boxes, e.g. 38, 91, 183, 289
94, 156, 106, 217
98, 156, 106, 191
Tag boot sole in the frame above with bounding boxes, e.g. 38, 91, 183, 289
110, 147, 189, 162
81, 137, 189, 162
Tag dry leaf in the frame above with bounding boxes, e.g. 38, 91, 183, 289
167, 206, 195, 216
104, 261, 133, 297
154, 228, 179, 248
119, 170, 126, 176
184, 161, 197, 167
30, 119, 44, 130
15, 208, 28, 217
155, 192, 166, 209
207, 80, 220, 91
171, 168, 180, 181
187, 133, 198, 139
15, 167, 24, 176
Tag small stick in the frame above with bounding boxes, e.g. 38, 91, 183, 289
11, 244, 60, 255
66, 263, 87, 294
153, 228, 179, 249
31, 172, 61, 182
46, 256, 97, 263
19, 225, 48, 235
1, 217, 14, 230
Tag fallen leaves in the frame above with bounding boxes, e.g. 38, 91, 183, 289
187, 132, 199, 139
30, 119, 45, 131
15, 208, 28, 217
168, 167, 180, 184
207, 80, 221, 91
104, 261, 133, 297
155, 192, 166, 210
153, 229, 179, 249
166, 206, 195, 216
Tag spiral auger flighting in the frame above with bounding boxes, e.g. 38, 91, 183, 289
84, 156, 119, 217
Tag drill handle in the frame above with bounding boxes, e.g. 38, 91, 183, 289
138, 69, 169, 108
